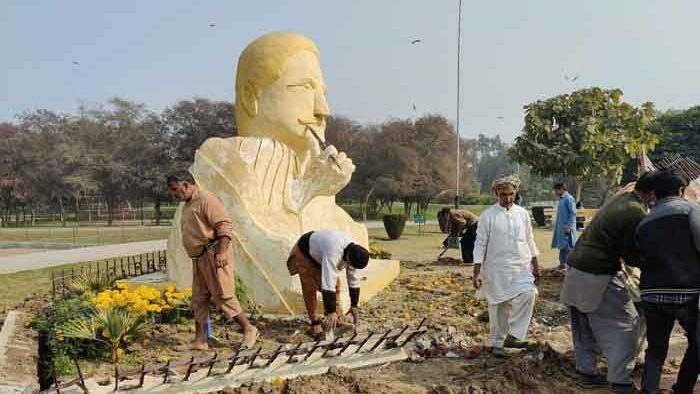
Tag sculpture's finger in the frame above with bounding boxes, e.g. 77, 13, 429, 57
308, 135, 322, 157
336, 152, 347, 163
325, 145, 338, 158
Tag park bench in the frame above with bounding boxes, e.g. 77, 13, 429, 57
542, 207, 598, 230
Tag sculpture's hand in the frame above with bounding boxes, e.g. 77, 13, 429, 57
304, 140, 355, 196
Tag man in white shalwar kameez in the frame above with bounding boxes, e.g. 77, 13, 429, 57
472, 175, 540, 357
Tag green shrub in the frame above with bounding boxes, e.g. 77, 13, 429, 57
461, 194, 494, 205
68, 271, 116, 295
382, 214, 407, 240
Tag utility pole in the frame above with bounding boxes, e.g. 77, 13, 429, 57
455, 0, 463, 209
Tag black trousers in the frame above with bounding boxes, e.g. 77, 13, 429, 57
641, 299, 699, 394
460, 227, 477, 264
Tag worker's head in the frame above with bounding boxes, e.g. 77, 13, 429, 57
634, 170, 657, 205
235, 32, 329, 155
651, 169, 688, 200
553, 183, 566, 197
492, 175, 521, 209
166, 170, 198, 201
343, 243, 369, 270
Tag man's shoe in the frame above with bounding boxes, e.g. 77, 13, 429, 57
610, 383, 640, 393
503, 334, 529, 349
574, 371, 606, 389
491, 347, 506, 358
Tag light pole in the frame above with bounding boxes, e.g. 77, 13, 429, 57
455, 0, 463, 209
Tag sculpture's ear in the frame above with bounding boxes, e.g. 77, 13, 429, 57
241, 81, 258, 117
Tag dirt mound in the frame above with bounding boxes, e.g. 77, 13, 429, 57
219, 367, 425, 394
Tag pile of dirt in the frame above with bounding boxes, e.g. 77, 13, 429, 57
220, 367, 425, 394
219, 343, 580, 394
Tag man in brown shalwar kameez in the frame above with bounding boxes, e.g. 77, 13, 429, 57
167, 170, 258, 350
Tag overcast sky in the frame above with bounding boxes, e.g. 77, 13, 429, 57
2, 1, 700, 140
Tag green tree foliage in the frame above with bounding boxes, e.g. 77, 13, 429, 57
509, 87, 658, 199
649, 106, 700, 161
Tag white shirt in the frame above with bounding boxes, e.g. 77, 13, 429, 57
473, 203, 539, 304
309, 229, 361, 291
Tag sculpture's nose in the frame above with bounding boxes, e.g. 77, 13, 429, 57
314, 89, 330, 121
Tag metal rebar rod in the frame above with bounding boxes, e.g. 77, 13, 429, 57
386, 325, 410, 347
226, 348, 242, 373
265, 346, 284, 367
73, 359, 87, 394
353, 332, 375, 354
303, 340, 322, 361
183, 357, 196, 381
285, 342, 304, 363
162, 360, 170, 384
248, 347, 262, 368
138, 364, 146, 387
337, 331, 359, 356
321, 336, 342, 358
369, 329, 392, 351
113, 364, 119, 392
207, 352, 218, 376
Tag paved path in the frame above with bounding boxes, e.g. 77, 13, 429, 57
0, 239, 167, 274
0, 221, 437, 274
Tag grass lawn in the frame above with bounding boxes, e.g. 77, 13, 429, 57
340, 202, 490, 221
368, 224, 557, 267
0, 222, 556, 311
0, 226, 171, 245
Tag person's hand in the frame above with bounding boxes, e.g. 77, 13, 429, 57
305, 139, 355, 196
472, 271, 481, 289
215, 252, 230, 269
531, 258, 541, 284
325, 312, 339, 332
345, 307, 360, 326
564, 227, 572, 235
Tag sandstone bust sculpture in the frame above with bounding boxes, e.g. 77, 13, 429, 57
167, 32, 398, 314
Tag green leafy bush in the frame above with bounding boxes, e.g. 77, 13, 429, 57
382, 214, 407, 240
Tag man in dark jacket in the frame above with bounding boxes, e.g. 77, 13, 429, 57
560, 172, 656, 393
635, 169, 700, 394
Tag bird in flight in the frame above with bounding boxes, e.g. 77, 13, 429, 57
72, 61, 79, 66
564, 74, 579, 82
410, 39, 422, 44
496, 116, 504, 120
208, 23, 216, 27
412, 103, 417, 111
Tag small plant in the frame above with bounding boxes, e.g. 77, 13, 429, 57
60, 307, 152, 363
68, 271, 116, 295
246, 299, 263, 324
382, 214, 407, 240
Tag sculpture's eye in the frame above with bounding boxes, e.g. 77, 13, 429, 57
288, 80, 315, 91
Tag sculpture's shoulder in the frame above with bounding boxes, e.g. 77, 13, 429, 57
197, 136, 287, 166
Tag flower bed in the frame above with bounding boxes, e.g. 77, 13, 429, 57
33, 278, 194, 388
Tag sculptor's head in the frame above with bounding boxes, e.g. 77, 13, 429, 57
235, 32, 330, 154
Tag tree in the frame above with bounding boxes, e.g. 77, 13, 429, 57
17, 110, 77, 225
509, 87, 657, 200
162, 98, 236, 168
649, 106, 700, 161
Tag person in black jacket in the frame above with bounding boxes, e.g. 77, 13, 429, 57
635, 169, 700, 394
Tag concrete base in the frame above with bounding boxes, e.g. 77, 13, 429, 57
0, 311, 39, 393
117, 271, 173, 291
62, 341, 408, 394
